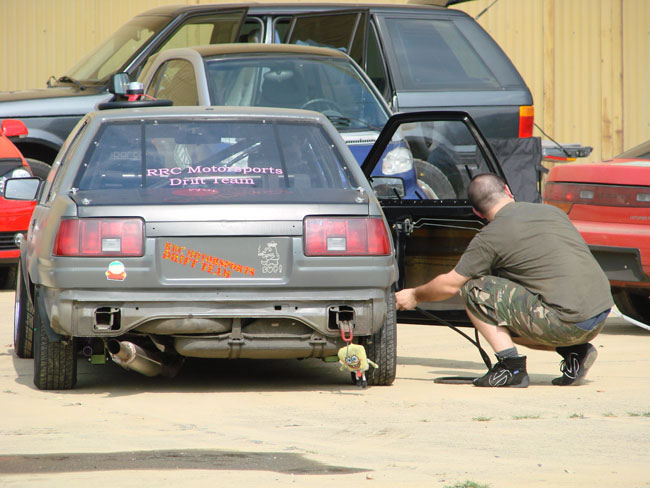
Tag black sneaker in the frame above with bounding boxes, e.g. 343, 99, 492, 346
553, 343, 598, 386
473, 355, 529, 388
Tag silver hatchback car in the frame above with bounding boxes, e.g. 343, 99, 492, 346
10, 106, 398, 389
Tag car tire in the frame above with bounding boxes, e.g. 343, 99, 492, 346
360, 289, 397, 386
33, 288, 77, 390
14, 265, 34, 358
26, 158, 52, 181
415, 159, 456, 199
613, 289, 650, 325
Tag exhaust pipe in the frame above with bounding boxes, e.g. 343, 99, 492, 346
107, 340, 164, 377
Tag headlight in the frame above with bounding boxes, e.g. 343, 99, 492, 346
0, 167, 31, 194
381, 147, 413, 175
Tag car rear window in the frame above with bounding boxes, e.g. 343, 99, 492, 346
73, 118, 359, 203
383, 17, 502, 91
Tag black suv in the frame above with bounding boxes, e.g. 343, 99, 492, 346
0, 3, 533, 178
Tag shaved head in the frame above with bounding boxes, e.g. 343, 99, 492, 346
468, 173, 509, 215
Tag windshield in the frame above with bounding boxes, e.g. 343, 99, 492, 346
73, 118, 359, 204
65, 15, 170, 83
204, 55, 389, 132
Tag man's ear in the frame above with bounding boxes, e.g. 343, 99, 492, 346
472, 207, 485, 220
504, 184, 515, 199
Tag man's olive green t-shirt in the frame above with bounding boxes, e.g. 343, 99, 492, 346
454, 202, 613, 322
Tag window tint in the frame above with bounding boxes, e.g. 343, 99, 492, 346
156, 12, 245, 52
147, 59, 199, 105
384, 17, 501, 91
74, 119, 358, 203
365, 23, 390, 99
205, 55, 387, 131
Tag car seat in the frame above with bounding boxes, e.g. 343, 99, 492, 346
258, 70, 307, 109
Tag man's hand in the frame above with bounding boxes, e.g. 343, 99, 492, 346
396, 288, 418, 310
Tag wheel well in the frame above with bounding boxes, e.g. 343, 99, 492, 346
14, 142, 58, 166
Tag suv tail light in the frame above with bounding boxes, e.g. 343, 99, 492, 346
54, 218, 144, 256
518, 105, 534, 138
304, 217, 391, 256
544, 182, 650, 213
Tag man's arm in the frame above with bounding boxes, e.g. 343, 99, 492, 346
395, 269, 470, 310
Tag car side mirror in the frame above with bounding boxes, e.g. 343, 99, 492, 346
108, 72, 130, 96
4, 177, 41, 201
370, 176, 405, 199
1, 119, 28, 138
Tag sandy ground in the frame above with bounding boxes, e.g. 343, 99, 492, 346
0, 288, 648, 488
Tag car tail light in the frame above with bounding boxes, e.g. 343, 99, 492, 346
54, 218, 144, 256
544, 181, 650, 213
304, 217, 391, 256
518, 105, 534, 138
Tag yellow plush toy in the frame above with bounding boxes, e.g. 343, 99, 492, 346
338, 343, 378, 388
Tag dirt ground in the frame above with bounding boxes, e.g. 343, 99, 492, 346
0, 288, 648, 488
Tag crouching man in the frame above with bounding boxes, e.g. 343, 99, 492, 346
396, 173, 613, 387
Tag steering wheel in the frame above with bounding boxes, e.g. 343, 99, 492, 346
300, 98, 343, 114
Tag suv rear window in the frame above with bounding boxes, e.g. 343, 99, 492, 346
74, 119, 359, 202
383, 17, 501, 91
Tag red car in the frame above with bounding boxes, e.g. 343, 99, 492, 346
0, 119, 37, 287
544, 140, 650, 324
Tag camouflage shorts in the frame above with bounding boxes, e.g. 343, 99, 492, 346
459, 276, 606, 347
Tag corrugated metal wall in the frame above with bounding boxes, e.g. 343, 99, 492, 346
457, 0, 649, 161
1, 0, 648, 161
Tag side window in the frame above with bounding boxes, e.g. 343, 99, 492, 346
403, 121, 492, 201
365, 23, 390, 100
238, 18, 264, 42
147, 59, 198, 106
156, 13, 244, 52
42, 121, 89, 204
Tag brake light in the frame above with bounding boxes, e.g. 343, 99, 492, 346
544, 181, 650, 213
518, 105, 534, 138
54, 218, 144, 256
304, 217, 391, 256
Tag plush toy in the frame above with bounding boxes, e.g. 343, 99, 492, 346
338, 343, 378, 388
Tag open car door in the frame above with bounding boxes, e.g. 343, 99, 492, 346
362, 111, 507, 326
286, 9, 369, 67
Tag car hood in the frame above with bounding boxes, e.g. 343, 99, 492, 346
0, 85, 111, 117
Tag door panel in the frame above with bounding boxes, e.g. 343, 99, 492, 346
363, 111, 506, 325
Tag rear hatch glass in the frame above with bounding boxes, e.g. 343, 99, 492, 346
73, 118, 360, 204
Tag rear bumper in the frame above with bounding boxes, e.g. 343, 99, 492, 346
573, 220, 650, 283
42, 286, 388, 345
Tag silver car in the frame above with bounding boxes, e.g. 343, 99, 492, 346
10, 106, 398, 389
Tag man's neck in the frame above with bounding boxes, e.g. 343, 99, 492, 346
486, 197, 515, 222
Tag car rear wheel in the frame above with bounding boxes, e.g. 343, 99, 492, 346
360, 289, 397, 386
613, 289, 650, 325
14, 266, 34, 358
33, 288, 77, 390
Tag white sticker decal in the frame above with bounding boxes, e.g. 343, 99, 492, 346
258, 241, 283, 274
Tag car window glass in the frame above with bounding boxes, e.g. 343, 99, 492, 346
365, 23, 390, 99
149, 59, 199, 106
238, 18, 264, 42
287, 11, 367, 66
73, 119, 359, 203
65, 15, 168, 83
204, 56, 387, 132
156, 13, 245, 52
272, 17, 292, 43
383, 17, 501, 91
43, 121, 90, 204
379, 120, 492, 201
